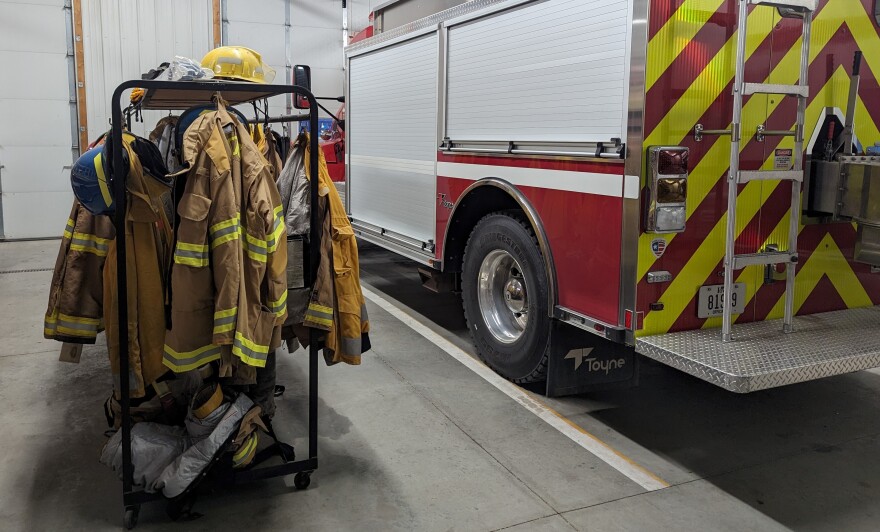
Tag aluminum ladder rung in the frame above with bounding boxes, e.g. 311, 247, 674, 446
738, 169, 803, 183
732, 251, 798, 270
749, 0, 817, 12
723, 0, 812, 341
743, 82, 808, 97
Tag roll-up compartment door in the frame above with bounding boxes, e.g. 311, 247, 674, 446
445, 0, 633, 144
348, 33, 438, 245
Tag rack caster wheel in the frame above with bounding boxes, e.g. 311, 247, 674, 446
124, 505, 140, 530
294, 472, 311, 490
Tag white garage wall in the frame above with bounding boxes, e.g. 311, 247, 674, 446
82, 0, 214, 142
348, 0, 379, 36
225, 0, 345, 122
0, 0, 76, 239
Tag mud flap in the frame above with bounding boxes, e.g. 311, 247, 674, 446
545, 320, 639, 397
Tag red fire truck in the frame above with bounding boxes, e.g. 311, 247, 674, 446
343, 0, 880, 395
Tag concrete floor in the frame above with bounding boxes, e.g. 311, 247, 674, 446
1, 239, 880, 530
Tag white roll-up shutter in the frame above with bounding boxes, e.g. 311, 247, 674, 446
445, 0, 633, 143
348, 33, 438, 244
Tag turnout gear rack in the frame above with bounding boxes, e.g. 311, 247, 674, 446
108, 79, 321, 529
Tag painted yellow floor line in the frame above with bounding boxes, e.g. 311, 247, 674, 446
361, 285, 670, 492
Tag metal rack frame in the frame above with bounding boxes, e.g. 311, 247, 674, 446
109, 79, 320, 527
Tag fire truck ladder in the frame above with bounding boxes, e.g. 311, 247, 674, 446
722, 0, 816, 341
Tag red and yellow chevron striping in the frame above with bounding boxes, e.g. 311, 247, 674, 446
638, 0, 880, 337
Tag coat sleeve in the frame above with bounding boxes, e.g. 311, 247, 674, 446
44, 200, 114, 344
266, 179, 288, 326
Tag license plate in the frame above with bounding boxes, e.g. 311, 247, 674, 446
697, 283, 745, 318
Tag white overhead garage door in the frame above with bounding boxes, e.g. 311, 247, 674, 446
0, 0, 76, 240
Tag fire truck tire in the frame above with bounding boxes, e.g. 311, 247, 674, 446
462, 212, 550, 384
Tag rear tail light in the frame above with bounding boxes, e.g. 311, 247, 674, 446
646, 146, 689, 233
657, 149, 689, 175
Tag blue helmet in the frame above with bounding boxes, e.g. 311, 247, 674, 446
71, 145, 118, 215
71, 132, 170, 216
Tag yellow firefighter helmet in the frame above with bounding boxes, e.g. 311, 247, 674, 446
201, 46, 276, 84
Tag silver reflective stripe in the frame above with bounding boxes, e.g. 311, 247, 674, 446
163, 345, 222, 368
306, 309, 333, 323
306, 308, 333, 321
214, 314, 236, 326
341, 336, 361, 356
270, 302, 286, 314
57, 319, 99, 332
266, 217, 282, 248
175, 249, 209, 259
211, 224, 239, 240
216, 57, 243, 65
245, 241, 267, 255
233, 337, 269, 361
71, 237, 109, 252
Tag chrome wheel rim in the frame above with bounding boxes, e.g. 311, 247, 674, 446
477, 250, 529, 344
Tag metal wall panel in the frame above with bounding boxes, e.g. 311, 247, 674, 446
348, 33, 438, 243
225, 0, 344, 122
0, 0, 74, 239
445, 0, 632, 143
82, 0, 214, 141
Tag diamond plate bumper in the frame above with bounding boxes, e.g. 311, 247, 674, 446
636, 306, 880, 392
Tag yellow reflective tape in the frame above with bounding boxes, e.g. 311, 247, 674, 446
94, 151, 113, 208
233, 434, 258, 464
268, 219, 285, 253
229, 133, 241, 157
163, 343, 222, 372
213, 322, 235, 334
69, 244, 107, 257
234, 332, 269, 352
244, 232, 268, 250
214, 307, 238, 319
646, 0, 725, 91
270, 291, 287, 308
245, 249, 267, 263
212, 232, 239, 248
63, 219, 74, 239
304, 313, 333, 327
638, 6, 878, 283
58, 312, 101, 325
176, 241, 209, 252
55, 326, 96, 337
72, 231, 111, 246
232, 332, 270, 367
309, 303, 333, 315
174, 256, 209, 267
762, 233, 872, 320
209, 215, 240, 234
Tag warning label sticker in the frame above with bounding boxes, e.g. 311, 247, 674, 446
775, 148, 793, 170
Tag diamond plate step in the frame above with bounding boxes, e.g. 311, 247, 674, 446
637, 306, 880, 393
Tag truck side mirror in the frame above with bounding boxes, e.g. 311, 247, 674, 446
293, 65, 311, 109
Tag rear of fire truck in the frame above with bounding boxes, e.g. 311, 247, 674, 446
344, 0, 880, 395
636, 0, 880, 392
